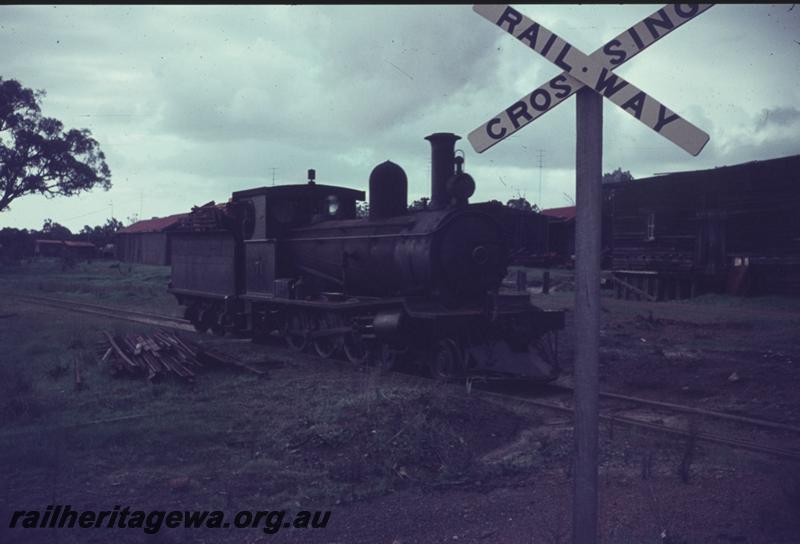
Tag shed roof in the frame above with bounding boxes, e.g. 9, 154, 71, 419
118, 213, 187, 234
35, 240, 96, 248
64, 241, 96, 248
633, 153, 800, 186
541, 206, 576, 220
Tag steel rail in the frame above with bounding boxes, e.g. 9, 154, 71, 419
8, 292, 799, 460
475, 389, 800, 462
4, 292, 189, 322
7, 292, 193, 331
388, 372, 800, 461
547, 384, 800, 434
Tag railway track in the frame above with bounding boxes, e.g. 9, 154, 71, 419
5, 292, 194, 331
468, 381, 800, 462
8, 291, 800, 461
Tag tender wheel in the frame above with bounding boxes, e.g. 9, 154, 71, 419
314, 335, 338, 358
192, 321, 208, 334
532, 330, 558, 368
251, 309, 276, 344
428, 338, 463, 380
377, 344, 404, 373
184, 305, 198, 322
284, 311, 309, 352
312, 313, 341, 359
343, 333, 369, 365
195, 306, 215, 334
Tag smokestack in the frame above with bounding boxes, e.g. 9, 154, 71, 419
425, 132, 460, 211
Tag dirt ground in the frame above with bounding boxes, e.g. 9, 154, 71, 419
1, 261, 800, 543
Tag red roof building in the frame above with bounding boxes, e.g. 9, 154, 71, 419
540, 206, 576, 220
35, 239, 96, 259
116, 213, 187, 266
117, 213, 187, 234
63, 241, 96, 248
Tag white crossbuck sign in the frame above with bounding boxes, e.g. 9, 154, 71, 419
469, 4, 713, 156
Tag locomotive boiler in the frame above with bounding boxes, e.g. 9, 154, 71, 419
169, 133, 564, 380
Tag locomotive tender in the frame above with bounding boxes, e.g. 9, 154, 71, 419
169, 133, 564, 380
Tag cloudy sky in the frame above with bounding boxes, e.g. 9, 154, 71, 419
1, 4, 798, 231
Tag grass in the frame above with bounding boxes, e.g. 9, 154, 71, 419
0, 258, 179, 316
0, 269, 548, 544
2, 261, 800, 542
525, 269, 800, 346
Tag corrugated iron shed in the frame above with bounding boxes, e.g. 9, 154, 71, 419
116, 213, 188, 265
541, 206, 577, 221
34, 239, 96, 259
610, 153, 800, 298
118, 213, 187, 234
63, 241, 96, 248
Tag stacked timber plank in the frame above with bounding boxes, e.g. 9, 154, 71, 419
100, 330, 202, 381
98, 329, 265, 381
182, 201, 227, 231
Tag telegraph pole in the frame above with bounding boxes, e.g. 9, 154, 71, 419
271, 167, 277, 186
537, 149, 545, 207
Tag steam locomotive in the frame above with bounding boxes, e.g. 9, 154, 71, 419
168, 133, 564, 380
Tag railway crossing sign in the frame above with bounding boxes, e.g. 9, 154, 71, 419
469, 4, 713, 155
468, 5, 714, 543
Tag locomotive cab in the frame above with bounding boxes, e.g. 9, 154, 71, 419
229, 182, 364, 300
232, 181, 364, 240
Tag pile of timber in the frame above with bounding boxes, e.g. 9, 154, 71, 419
98, 329, 265, 381
182, 200, 232, 231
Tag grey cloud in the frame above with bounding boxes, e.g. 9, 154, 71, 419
1, 4, 799, 231
151, 5, 505, 147
756, 107, 800, 131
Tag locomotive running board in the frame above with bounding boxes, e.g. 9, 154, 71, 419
240, 293, 405, 311
168, 288, 231, 300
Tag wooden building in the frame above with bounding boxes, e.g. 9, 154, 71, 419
541, 206, 576, 267
63, 241, 97, 260
34, 239, 66, 258
115, 213, 187, 266
609, 154, 800, 299
540, 204, 615, 269
471, 202, 550, 265
34, 240, 97, 260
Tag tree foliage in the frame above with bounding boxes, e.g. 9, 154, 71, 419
602, 167, 634, 184
355, 201, 369, 218
0, 216, 123, 260
506, 196, 539, 213
0, 227, 35, 259
40, 218, 72, 240
0, 77, 111, 213
79, 217, 124, 246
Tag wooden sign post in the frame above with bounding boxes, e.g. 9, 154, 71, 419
573, 85, 603, 544
469, 5, 713, 542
